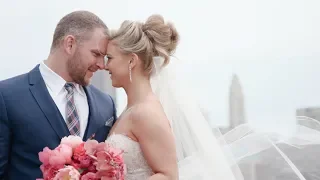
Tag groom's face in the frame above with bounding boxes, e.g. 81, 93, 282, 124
67, 28, 108, 86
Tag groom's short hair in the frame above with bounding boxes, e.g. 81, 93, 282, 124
50, 10, 109, 51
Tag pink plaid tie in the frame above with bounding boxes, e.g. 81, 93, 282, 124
65, 83, 80, 136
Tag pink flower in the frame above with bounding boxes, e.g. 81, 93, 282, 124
40, 164, 64, 180
84, 140, 99, 155
50, 144, 73, 166
72, 143, 94, 169
96, 143, 108, 153
87, 164, 97, 172
39, 144, 72, 166
39, 147, 52, 165
94, 145, 126, 180
38, 144, 73, 180
96, 167, 117, 179
53, 165, 80, 180
86, 141, 108, 157
53, 144, 73, 165
81, 172, 97, 180
61, 135, 83, 149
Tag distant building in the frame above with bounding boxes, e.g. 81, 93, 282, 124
229, 74, 246, 129
296, 107, 320, 131
296, 107, 320, 121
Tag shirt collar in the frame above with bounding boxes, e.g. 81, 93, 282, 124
39, 61, 86, 97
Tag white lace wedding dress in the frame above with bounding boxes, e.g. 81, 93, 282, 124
105, 133, 154, 180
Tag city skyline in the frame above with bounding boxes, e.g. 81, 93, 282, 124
229, 74, 247, 129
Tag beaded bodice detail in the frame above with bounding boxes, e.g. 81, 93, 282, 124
105, 134, 153, 180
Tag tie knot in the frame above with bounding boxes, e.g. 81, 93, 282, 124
64, 83, 75, 94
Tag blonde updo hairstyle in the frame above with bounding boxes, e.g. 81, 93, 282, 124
109, 14, 179, 73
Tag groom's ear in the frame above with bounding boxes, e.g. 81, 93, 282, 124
64, 35, 76, 55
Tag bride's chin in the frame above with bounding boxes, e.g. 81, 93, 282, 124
111, 81, 121, 88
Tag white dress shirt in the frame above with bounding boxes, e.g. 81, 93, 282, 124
39, 61, 89, 138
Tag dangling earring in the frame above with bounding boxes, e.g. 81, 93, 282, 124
129, 63, 132, 83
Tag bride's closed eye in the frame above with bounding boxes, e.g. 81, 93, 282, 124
104, 55, 113, 65
106, 54, 113, 59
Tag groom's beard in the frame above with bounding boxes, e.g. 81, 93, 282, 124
67, 51, 88, 86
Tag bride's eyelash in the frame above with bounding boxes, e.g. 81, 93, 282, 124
106, 55, 113, 60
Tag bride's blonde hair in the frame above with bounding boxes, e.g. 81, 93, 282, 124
109, 14, 179, 73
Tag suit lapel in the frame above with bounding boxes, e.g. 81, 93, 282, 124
83, 86, 100, 140
28, 65, 70, 139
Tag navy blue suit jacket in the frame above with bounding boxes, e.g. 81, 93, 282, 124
0, 65, 117, 180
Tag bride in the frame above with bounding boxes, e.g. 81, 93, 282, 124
105, 14, 179, 180
104, 14, 320, 180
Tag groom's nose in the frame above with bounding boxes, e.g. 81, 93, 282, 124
96, 57, 106, 70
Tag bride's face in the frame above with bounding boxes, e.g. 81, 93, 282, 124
105, 42, 131, 88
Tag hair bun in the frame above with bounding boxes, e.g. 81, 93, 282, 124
167, 22, 179, 54
142, 14, 179, 63
109, 14, 179, 72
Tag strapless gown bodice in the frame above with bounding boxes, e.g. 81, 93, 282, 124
105, 134, 154, 180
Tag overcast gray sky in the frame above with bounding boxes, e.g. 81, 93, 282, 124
0, 0, 319, 135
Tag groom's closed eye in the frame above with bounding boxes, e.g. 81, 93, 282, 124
91, 49, 105, 57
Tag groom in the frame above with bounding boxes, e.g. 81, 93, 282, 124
0, 11, 117, 180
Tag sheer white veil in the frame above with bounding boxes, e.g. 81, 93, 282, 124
150, 56, 320, 180
150, 56, 243, 180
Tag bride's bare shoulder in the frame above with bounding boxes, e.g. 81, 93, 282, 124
130, 101, 177, 179
130, 100, 169, 129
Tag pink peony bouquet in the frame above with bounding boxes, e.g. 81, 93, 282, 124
37, 135, 126, 180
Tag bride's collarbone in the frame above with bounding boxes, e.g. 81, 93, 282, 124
108, 117, 137, 141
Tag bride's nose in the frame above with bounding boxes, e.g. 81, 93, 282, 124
104, 63, 110, 71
